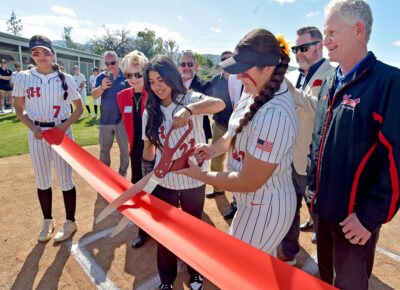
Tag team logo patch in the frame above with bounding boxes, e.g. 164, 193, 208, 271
341, 94, 360, 110
313, 79, 323, 87
256, 139, 273, 152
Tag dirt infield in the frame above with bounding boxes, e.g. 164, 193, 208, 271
1, 144, 399, 289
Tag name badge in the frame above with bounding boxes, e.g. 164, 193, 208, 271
124, 106, 133, 113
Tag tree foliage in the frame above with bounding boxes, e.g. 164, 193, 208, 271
132, 29, 164, 59
62, 26, 79, 49
163, 40, 179, 61
7, 10, 23, 36
88, 26, 134, 57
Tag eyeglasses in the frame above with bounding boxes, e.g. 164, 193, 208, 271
105, 60, 117, 66
30, 51, 53, 57
291, 41, 320, 54
124, 71, 144, 79
180, 62, 194, 68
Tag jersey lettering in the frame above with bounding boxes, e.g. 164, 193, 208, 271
179, 138, 195, 155
53, 106, 61, 118
232, 148, 245, 162
26, 87, 41, 99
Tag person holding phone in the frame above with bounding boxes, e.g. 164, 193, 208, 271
92, 51, 129, 178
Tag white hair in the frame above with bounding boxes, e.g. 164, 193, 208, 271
120, 50, 148, 73
104, 51, 118, 59
325, 0, 373, 43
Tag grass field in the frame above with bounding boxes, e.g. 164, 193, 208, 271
0, 95, 100, 157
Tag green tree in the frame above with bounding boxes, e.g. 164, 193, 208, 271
163, 40, 179, 61
63, 26, 79, 49
133, 29, 165, 59
6, 10, 23, 36
88, 26, 134, 57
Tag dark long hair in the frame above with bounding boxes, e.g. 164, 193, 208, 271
143, 55, 187, 150
52, 63, 68, 100
230, 29, 290, 148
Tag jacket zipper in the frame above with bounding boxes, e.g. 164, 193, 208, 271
311, 69, 368, 211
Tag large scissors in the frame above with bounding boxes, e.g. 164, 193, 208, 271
96, 119, 201, 237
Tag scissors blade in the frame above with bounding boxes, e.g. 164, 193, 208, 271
110, 216, 131, 237
96, 171, 155, 224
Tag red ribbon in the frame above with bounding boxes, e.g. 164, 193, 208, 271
42, 128, 336, 290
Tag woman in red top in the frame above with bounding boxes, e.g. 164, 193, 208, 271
117, 50, 152, 248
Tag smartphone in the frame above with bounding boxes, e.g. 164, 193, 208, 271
105, 71, 114, 84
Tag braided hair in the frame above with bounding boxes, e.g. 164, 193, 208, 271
143, 55, 187, 150
52, 63, 68, 100
230, 29, 290, 148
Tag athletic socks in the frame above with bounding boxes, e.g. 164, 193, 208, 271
62, 187, 76, 222
37, 187, 53, 220
86, 105, 91, 114
94, 105, 98, 115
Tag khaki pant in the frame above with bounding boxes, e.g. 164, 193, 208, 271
210, 121, 227, 192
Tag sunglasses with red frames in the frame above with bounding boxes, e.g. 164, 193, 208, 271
105, 60, 117, 66
291, 41, 320, 54
180, 62, 194, 68
124, 71, 144, 79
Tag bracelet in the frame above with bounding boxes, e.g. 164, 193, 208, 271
183, 106, 192, 115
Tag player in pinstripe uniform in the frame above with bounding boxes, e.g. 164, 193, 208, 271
142, 55, 225, 290
73, 65, 91, 117
13, 35, 83, 243
176, 29, 298, 256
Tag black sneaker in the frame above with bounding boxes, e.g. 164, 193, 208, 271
190, 274, 203, 290
159, 284, 173, 290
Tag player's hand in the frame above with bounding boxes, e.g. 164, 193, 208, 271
340, 212, 371, 245
173, 160, 203, 179
57, 122, 69, 133
194, 144, 213, 163
172, 108, 191, 128
33, 127, 44, 140
101, 78, 112, 90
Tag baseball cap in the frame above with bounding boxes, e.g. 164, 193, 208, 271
29, 35, 55, 53
92, 67, 99, 71
1, 59, 6, 63
73, 65, 79, 69
219, 45, 281, 74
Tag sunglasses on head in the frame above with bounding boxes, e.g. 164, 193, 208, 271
180, 62, 194, 68
105, 60, 117, 66
124, 71, 144, 79
291, 40, 320, 54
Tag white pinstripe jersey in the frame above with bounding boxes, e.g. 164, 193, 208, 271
143, 92, 209, 190
227, 82, 299, 205
12, 68, 80, 123
73, 73, 86, 92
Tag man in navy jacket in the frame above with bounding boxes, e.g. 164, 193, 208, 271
307, 1, 400, 289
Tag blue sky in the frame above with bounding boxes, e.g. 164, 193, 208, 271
1, 0, 399, 68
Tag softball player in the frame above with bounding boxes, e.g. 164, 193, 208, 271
177, 29, 298, 256
73, 65, 91, 117
89, 67, 100, 117
13, 35, 83, 243
143, 55, 225, 290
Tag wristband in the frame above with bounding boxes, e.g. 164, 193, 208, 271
183, 106, 192, 116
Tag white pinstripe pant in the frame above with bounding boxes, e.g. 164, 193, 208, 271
230, 191, 296, 256
28, 127, 75, 191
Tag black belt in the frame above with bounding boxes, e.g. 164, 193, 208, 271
34, 119, 67, 127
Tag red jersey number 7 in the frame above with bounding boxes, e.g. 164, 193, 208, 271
53, 106, 61, 118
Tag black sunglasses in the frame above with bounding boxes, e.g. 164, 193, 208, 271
180, 62, 194, 68
124, 71, 144, 79
105, 60, 117, 66
291, 41, 320, 54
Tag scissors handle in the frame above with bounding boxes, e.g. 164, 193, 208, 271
169, 147, 204, 172
154, 119, 193, 178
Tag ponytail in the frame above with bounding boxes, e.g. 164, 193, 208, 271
53, 63, 68, 100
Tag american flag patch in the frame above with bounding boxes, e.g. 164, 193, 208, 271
256, 139, 273, 152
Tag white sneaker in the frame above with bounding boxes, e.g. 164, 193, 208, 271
11, 107, 15, 113
38, 219, 55, 242
94, 114, 97, 118
54, 219, 77, 242
87, 113, 92, 117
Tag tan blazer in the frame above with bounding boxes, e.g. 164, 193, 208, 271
286, 59, 335, 175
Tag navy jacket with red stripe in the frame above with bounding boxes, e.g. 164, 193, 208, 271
307, 52, 400, 233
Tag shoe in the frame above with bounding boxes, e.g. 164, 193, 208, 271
300, 220, 314, 231
277, 249, 296, 266
94, 114, 97, 118
54, 219, 77, 242
87, 113, 92, 117
159, 284, 173, 290
11, 107, 15, 113
311, 233, 317, 244
223, 206, 237, 220
190, 274, 203, 290
205, 190, 224, 199
132, 235, 147, 248
38, 219, 55, 242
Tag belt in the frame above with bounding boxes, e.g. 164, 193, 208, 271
34, 119, 67, 127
